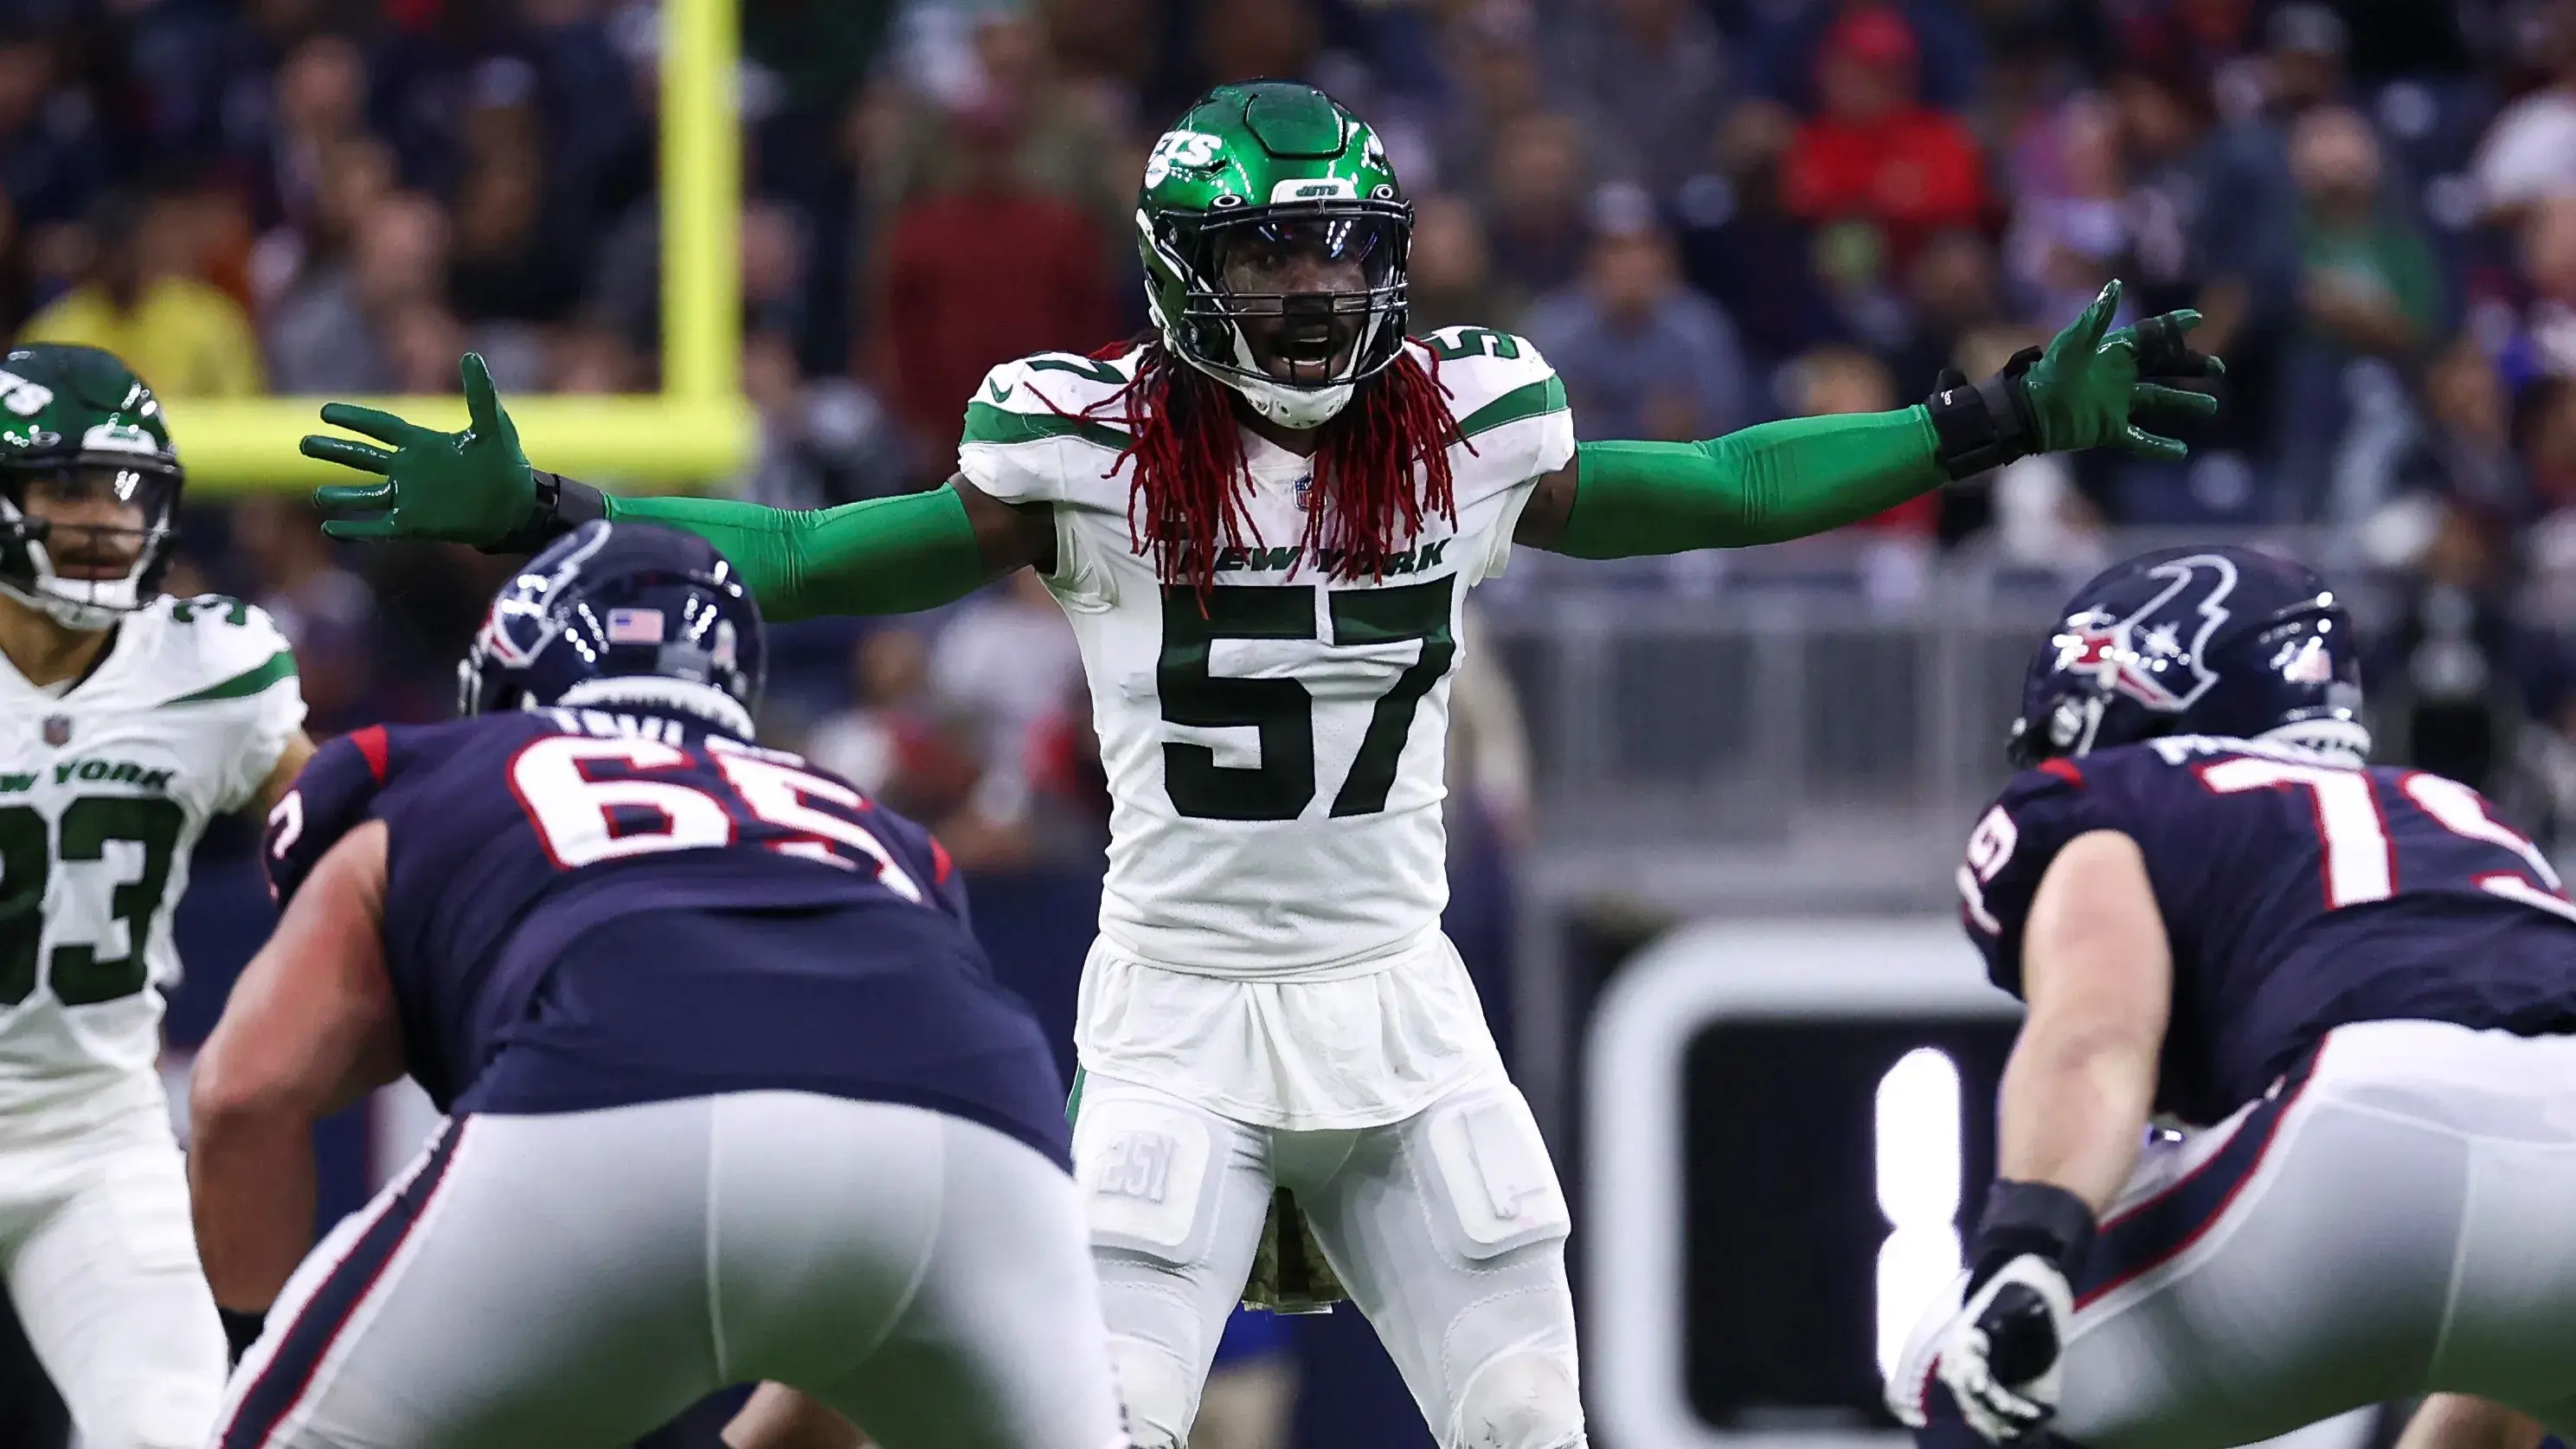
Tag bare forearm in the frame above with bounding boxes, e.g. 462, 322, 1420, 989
189, 1109, 319, 1312
1997, 1027, 2158, 1212
724, 1384, 867, 1449
2397, 1398, 2547, 1449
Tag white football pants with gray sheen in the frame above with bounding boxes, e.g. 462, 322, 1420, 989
1075, 1066, 1587, 1449
2016, 1021, 2576, 1449
209, 1093, 1127, 1449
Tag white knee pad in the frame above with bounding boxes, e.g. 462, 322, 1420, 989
1449, 1350, 1585, 1449
1108, 1333, 1201, 1449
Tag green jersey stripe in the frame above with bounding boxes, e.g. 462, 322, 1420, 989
164, 649, 297, 705
1454, 375, 1569, 442
962, 402, 1131, 453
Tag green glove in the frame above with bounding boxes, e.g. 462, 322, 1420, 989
1925, 278, 2224, 477
304, 353, 571, 548
2024, 279, 2223, 457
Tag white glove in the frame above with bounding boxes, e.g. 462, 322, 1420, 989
1887, 1254, 2073, 1445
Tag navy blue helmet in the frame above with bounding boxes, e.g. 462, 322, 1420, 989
458, 520, 764, 737
2007, 544, 2365, 768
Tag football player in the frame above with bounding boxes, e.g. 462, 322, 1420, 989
296, 81, 2222, 1449
189, 521, 1123, 1449
0, 343, 311, 1449
1892, 545, 2576, 1449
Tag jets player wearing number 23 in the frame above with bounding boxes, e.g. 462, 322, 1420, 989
1895, 544, 2576, 1449
0, 344, 311, 1449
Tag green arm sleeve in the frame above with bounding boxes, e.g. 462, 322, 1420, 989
602, 486, 990, 622
1554, 405, 1948, 559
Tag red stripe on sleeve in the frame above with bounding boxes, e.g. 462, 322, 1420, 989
349, 725, 390, 783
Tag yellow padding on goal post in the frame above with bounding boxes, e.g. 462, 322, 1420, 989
171, 0, 746, 496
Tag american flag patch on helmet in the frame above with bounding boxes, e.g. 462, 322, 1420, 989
606, 607, 665, 644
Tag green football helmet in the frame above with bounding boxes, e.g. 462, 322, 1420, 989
1137, 80, 1410, 429
0, 345, 183, 631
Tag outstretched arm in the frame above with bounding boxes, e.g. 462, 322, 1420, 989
1514, 408, 1944, 555
301, 356, 1052, 621
602, 477, 1049, 621
1515, 280, 2223, 558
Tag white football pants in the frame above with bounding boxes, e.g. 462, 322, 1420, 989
209, 1093, 1127, 1449
1074, 1066, 1585, 1449
1910, 1020, 2576, 1449
0, 1072, 224, 1449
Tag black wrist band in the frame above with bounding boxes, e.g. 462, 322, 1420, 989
549, 473, 608, 529
482, 470, 607, 555
1926, 345, 2043, 480
1969, 1178, 2097, 1289
219, 1306, 267, 1361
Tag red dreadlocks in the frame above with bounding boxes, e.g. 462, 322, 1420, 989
1078, 339, 1466, 596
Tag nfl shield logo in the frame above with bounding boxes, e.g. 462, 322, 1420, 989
1293, 473, 1314, 512
42, 715, 69, 747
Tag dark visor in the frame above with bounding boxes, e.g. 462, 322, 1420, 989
1206, 215, 1402, 293
21, 462, 179, 520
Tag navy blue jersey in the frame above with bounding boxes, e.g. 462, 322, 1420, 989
265, 708, 1068, 1164
1959, 736, 2576, 1125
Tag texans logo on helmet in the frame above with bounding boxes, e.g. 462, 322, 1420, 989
2052, 552, 2238, 713
476, 524, 613, 667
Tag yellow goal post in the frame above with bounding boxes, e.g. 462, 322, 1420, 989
179, 0, 751, 498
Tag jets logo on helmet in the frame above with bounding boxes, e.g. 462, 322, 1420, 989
2008, 544, 2365, 768
1144, 130, 1224, 188
0, 370, 54, 416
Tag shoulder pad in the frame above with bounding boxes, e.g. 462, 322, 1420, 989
152, 596, 299, 708
1956, 758, 2109, 995
264, 725, 398, 906
956, 350, 1140, 506
1410, 330, 1573, 496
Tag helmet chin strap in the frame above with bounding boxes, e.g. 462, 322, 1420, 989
1232, 370, 1356, 429
1211, 319, 1362, 429
0, 567, 133, 633
1157, 300, 1389, 432
3, 516, 162, 632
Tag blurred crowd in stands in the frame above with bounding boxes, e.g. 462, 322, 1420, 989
17, 0, 2576, 852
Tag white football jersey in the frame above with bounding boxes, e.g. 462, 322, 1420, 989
960, 330, 1573, 976
0, 595, 305, 1113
